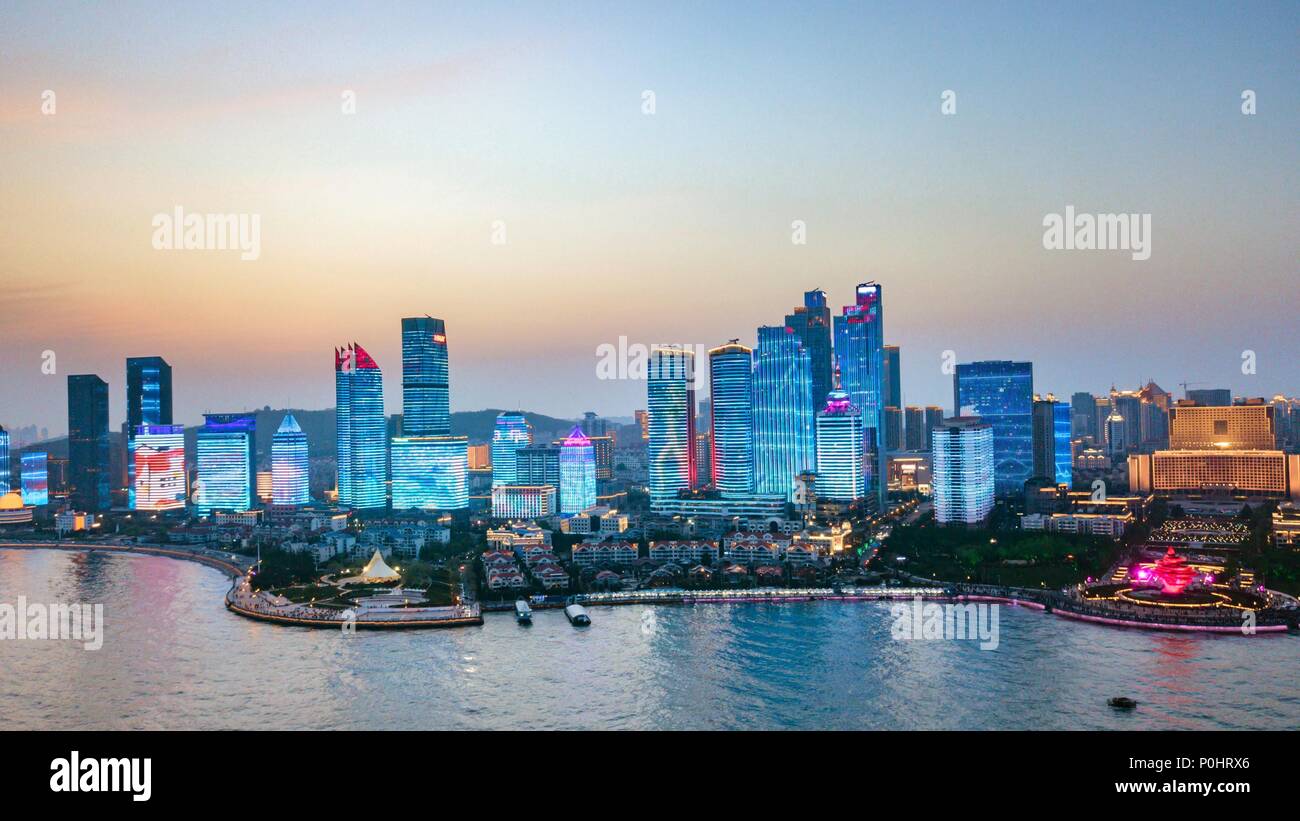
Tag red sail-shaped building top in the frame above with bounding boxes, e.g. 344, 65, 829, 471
352, 343, 379, 370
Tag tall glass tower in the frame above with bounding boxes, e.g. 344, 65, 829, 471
559, 426, 597, 514
953, 360, 1034, 497
401, 316, 449, 436
272, 413, 310, 506
391, 436, 468, 510
125, 356, 172, 507
490, 412, 533, 487
647, 346, 697, 509
752, 326, 815, 499
335, 343, 386, 510
815, 391, 864, 501
21, 452, 48, 507
195, 413, 256, 514
708, 341, 754, 496
784, 289, 834, 410
932, 418, 995, 525
0, 426, 9, 491
133, 424, 186, 511
68, 374, 110, 511
833, 282, 887, 511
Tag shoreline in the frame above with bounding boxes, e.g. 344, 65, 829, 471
2, 543, 1293, 635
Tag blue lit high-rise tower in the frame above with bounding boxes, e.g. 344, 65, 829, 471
401, 316, 449, 436
195, 413, 256, 514
708, 341, 754, 496
272, 413, 310, 506
784, 290, 834, 410
932, 418, 995, 525
335, 343, 386, 510
815, 391, 865, 501
752, 326, 815, 499
953, 360, 1034, 497
125, 356, 172, 507
833, 282, 887, 511
0, 426, 8, 491
559, 426, 597, 514
647, 346, 697, 510
491, 412, 533, 487
391, 436, 468, 510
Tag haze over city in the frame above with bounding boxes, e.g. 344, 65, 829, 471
2, 1, 1297, 435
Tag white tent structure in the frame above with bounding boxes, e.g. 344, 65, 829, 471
357, 549, 400, 583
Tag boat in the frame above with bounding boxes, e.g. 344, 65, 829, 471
1108, 697, 1138, 709
514, 599, 533, 624
564, 603, 591, 626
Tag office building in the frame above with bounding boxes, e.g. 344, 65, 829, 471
1032, 395, 1072, 486
559, 426, 597, 514
67, 374, 111, 511
833, 282, 887, 509
814, 391, 864, 502
784, 289, 834, 411
124, 356, 172, 506
708, 341, 755, 495
195, 413, 256, 514
647, 347, 697, 509
882, 345, 901, 409
1186, 388, 1232, 407
491, 485, 557, 519
932, 418, 995, 526
335, 343, 387, 510
752, 325, 815, 499
490, 413, 533, 487
953, 360, 1033, 497
21, 451, 48, 506
272, 413, 310, 506
390, 436, 468, 510
132, 424, 186, 511
401, 316, 450, 436
904, 406, 926, 451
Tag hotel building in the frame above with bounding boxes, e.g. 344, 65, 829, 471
931, 417, 995, 526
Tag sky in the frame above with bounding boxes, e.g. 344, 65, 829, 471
1, 1, 1297, 436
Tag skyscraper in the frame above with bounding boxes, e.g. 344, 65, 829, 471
953, 360, 1033, 497
132, 424, 186, 511
125, 356, 172, 507
1070, 391, 1098, 443
932, 418, 995, 526
68, 374, 110, 511
390, 436, 468, 510
784, 289, 834, 410
516, 443, 561, 488
884, 406, 903, 452
335, 343, 386, 510
904, 406, 926, 451
21, 452, 47, 506
490, 413, 533, 487
815, 391, 865, 502
195, 413, 256, 514
581, 411, 610, 438
0, 426, 8, 491
708, 341, 754, 495
833, 282, 887, 510
882, 345, 901, 409
559, 426, 597, 514
1032, 396, 1072, 486
752, 325, 815, 499
924, 406, 944, 451
647, 347, 697, 509
401, 316, 450, 436
272, 413, 310, 506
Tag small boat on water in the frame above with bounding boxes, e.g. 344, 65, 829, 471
1108, 697, 1138, 709
564, 603, 591, 626
514, 599, 533, 624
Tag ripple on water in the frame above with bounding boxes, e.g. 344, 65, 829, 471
1, 549, 1297, 730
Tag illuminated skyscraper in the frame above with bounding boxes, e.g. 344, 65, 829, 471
491, 413, 533, 487
833, 282, 887, 510
516, 444, 561, 488
272, 413, 310, 506
647, 347, 697, 509
195, 413, 256, 514
709, 341, 754, 495
401, 316, 450, 436
815, 391, 864, 502
133, 424, 186, 511
391, 436, 468, 510
125, 356, 172, 507
335, 343, 386, 510
0, 426, 8, 491
559, 426, 597, 514
932, 418, 995, 526
68, 375, 110, 511
1032, 396, 1072, 486
752, 325, 815, 499
953, 360, 1034, 497
784, 289, 834, 410
21, 451, 48, 506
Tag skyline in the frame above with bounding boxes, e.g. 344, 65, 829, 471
3, 1, 1299, 433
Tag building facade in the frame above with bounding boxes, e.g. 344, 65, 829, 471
931, 418, 995, 526
647, 347, 698, 510
752, 325, 815, 499
272, 413, 310, 506
708, 341, 755, 495
335, 343, 387, 510
953, 360, 1033, 497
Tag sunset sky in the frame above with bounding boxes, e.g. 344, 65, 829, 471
2, 1, 1297, 435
